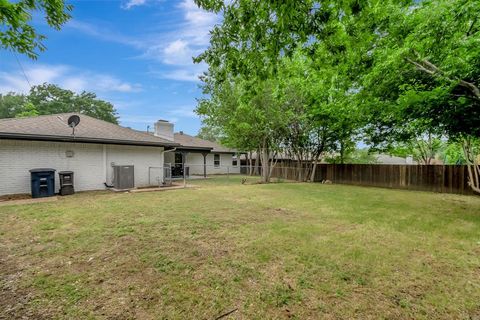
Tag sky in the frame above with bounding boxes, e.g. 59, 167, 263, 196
0, 0, 219, 135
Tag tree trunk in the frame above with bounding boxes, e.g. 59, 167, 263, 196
462, 138, 480, 194
260, 145, 270, 183
254, 147, 260, 176
310, 153, 321, 182
248, 151, 253, 176
310, 161, 317, 182
268, 156, 278, 181
296, 156, 303, 182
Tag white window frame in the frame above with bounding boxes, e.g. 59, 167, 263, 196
214, 154, 220, 168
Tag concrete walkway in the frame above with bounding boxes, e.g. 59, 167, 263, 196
128, 184, 196, 193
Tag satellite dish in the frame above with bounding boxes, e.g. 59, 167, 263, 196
67, 115, 80, 137
68, 115, 80, 128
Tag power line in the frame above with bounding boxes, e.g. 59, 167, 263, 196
13, 52, 32, 89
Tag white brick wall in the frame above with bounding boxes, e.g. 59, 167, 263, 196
105, 144, 164, 187
164, 151, 240, 175
0, 139, 164, 196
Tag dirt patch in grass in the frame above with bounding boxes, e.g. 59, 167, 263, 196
0, 250, 52, 319
0, 193, 31, 202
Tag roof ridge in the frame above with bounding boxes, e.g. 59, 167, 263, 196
0, 113, 178, 146
79, 115, 175, 142
0, 112, 82, 123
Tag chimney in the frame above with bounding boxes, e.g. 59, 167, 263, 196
154, 120, 174, 141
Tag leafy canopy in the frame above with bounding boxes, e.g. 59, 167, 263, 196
0, 83, 119, 123
0, 0, 72, 58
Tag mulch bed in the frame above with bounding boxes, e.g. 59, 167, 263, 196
0, 194, 31, 202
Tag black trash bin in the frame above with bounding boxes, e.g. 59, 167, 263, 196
58, 171, 75, 196
29, 168, 56, 198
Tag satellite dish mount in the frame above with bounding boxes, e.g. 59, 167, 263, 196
67, 115, 80, 137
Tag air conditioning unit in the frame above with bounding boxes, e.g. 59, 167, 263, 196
113, 165, 134, 190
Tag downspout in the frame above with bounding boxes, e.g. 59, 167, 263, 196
164, 147, 177, 153
103, 145, 114, 188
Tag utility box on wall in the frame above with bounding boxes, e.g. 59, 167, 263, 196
113, 165, 134, 190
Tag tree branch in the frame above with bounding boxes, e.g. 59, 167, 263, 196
466, 16, 477, 36
405, 57, 480, 100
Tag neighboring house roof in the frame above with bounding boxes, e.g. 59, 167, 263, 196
240, 151, 302, 161
375, 154, 417, 165
0, 113, 178, 147
239, 152, 420, 165
174, 132, 236, 154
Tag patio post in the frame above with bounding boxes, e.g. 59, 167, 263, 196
202, 152, 208, 178
182, 151, 187, 188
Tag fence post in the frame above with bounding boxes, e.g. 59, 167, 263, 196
183, 163, 186, 188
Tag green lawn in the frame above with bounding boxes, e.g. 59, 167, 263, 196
1, 177, 480, 319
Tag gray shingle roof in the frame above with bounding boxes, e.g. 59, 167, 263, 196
0, 113, 178, 147
174, 132, 236, 153
375, 154, 417, 165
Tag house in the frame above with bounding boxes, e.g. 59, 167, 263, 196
0, 114, 238, 196
152, 120, 240, 177
375, 154, 417, 165
239, 151, 420, 167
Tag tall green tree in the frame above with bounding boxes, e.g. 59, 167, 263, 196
0, 83, 119, 123
27, 83, 118, 123
387, 135, 444, 165
0, 0, 72, 58
196, 123, 223, 142
195, 0, 480, 191
195, 0, 367, 182
0, 92, 27, 118
198, 75, 289, 183
15, 101, 38, 117
361, 0, 480, 191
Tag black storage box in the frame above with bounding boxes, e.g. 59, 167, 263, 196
58, 171, 74, 196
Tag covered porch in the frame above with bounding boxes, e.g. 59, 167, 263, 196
164, 147, 213, 178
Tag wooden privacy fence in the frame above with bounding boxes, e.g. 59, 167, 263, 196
311, 164, 474, 195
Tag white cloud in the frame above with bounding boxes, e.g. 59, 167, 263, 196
93, 75, 141, 92
120, 114, 178, 126
139, 0, 218, 79
144, 1, 218, 81
69, 0, 219, 82
177, 0, 218, 46
161, 39, 195, 65
61, 77, 88, 93
154, 0, 218, 65
66, 20, 142, 48
0, 65, 69, 93
119, 106, 197, 130
155, 69, 202, 82
122, 0, 147, 10
167, 106, 197, 118
0, 64, 142, 94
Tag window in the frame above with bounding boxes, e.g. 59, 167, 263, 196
174, 152, 183, 164
214, 154, 220, 167
232, 155, 238, 166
